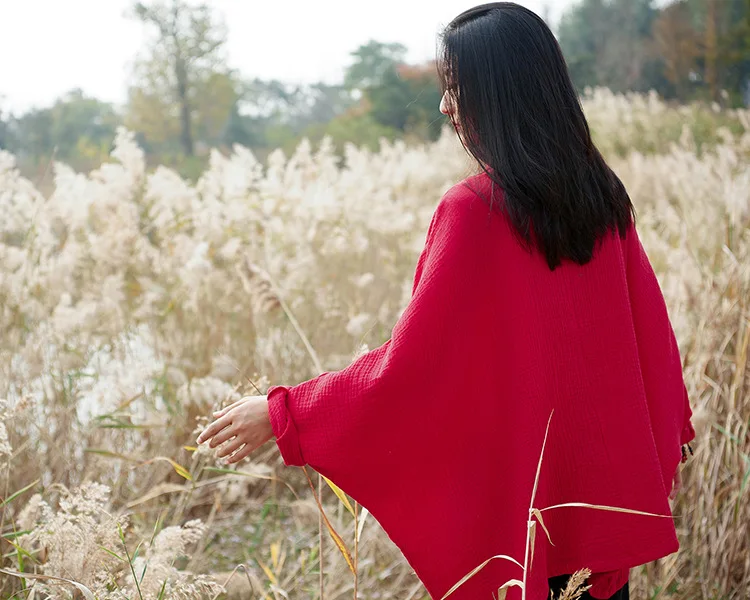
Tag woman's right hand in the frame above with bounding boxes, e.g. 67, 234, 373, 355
196, 395, 273, 464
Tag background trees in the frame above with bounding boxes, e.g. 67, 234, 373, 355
558, 0, 750, 102
1, 0, 748, 177
126, 0, 235, 157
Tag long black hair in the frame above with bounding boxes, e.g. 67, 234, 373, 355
439, 2, 635, 270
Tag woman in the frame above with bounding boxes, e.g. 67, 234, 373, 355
197, 3, 695, 599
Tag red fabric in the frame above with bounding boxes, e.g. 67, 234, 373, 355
268, 173, 695, 600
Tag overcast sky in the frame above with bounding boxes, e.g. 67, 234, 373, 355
0, 0, 574, 113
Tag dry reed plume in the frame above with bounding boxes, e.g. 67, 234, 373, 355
0, 88, 748, 599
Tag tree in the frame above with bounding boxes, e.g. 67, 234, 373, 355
49, 90, 120, 161
301, 113, 399, 153
220, 78, 356, 154
367, 63, 442, 140
681, 0, 749, 101
652, 1, 702, 99
719, 0, 750, 104
704, 0, 720, 99
558, 0, 660, 93
557, 0, 609, 90
304, 83, 355, 127
608, 0, 660, 90
397, 63, 444, 140
127, 0, 230, 156
10, 90, 119, 167
344, 41, 408, 90
343, 42, 442, 141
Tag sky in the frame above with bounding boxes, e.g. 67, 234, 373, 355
0, 0, 574, 113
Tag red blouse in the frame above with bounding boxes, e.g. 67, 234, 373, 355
268, 173, 695, 600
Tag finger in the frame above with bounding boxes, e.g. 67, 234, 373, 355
214, 395, 262, 416
213, 401, 240, 417
197, 415, 232, 444
218, 438, 246, 460
213, 397, 247, 416
209, 426, 237, 449
225, 442, 254, 464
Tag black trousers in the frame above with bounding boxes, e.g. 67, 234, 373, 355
548, 575, 629, 600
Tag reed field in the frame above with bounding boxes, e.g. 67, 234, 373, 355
0, 88, 748, 599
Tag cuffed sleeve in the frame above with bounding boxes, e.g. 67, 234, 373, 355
267, 385, 306, 466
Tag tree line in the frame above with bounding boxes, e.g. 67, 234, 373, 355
0, 0, 748, 178
558, 0, 750, 103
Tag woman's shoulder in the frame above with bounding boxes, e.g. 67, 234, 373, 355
425, 172, 508, 248
437, 171, 504, 227
445, 171, 494, 199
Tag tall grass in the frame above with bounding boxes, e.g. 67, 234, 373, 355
0, 89, 748, 599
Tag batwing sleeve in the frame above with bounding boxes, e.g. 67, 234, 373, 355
266, 185, 488, 477
626, 226, 696, 452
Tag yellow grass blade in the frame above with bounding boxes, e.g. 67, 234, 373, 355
257, 559, 278, 586
522, 410, 554, 599
531, 508, 554, 546
270, 542, 280, 571
143, 456, 193, 481
496, 579, 524, 600
538, 502, 672, 518
0, 568, 96, 600
325, 515, 356, 574
528, 520, 537, 570
439, 555, 524, 599
323, 475, 355, 517
530, 410, 554, 509
303, 467, 356, 575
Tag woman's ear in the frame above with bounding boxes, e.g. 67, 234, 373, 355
440, 90, 453, 116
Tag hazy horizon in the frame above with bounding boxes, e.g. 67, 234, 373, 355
0, 0, 573, 113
